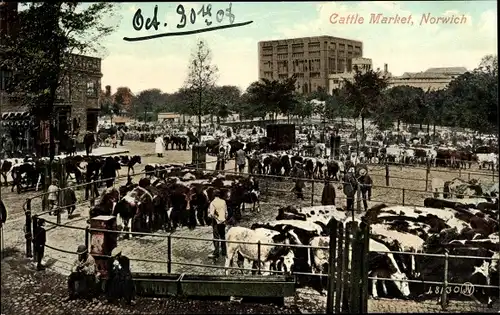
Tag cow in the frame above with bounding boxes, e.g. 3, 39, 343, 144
113, 186, 155, 238
90, 187, 120, 219
0, 159, 14, 186
369, 238, 411, 299
224, 226, 294, 276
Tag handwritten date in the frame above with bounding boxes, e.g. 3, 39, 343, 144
132, 3, 235, 31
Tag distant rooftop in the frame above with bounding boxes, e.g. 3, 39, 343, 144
396, 67, 467, 79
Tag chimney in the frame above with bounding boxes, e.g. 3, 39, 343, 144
384, 63, 388, 74
105, 85, 111, 97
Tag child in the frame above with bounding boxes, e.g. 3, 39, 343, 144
111, 134, 117, 148
47, 179, 59, 215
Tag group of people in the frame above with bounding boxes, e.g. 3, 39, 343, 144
292, 161, 373, 212
34, 219, 136, 305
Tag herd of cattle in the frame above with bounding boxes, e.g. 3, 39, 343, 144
70, 161, 498, 307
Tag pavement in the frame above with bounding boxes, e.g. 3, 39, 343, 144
1, 248, 299, 315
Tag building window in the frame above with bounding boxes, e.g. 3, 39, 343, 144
1, 70, 13, 91
86, 81, 97, 97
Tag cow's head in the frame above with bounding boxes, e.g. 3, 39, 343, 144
278, 250, 295, 275
390, 271, 411, 297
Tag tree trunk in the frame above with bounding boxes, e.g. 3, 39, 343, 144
361, 115, 365, 137
397, 119, 400, 131
419, 122, 423, 131
426, 123, 430, 135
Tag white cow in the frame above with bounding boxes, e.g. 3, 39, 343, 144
369, 239, 411, 299
224, 227, 293, 276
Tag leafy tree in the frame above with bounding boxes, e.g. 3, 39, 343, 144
1, 2, 116, 162
132, 88, 167, 121
341, 69, 389, 135
205, 85, 240, 123
246, 76, 298, 122
113, 86, 134, 115
383, 85, 424, 130
184, 40, 218, 135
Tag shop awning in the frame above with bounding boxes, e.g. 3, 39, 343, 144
1, 111, 30, 120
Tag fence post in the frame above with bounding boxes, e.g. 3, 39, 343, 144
441, 252, 449, 310
385, 163, 389, 186
257, 241, 261, 275
356, 182, 361, 214
84, 226, 90, 250
25, 199, 33, 258
493, 165, 496, 181
32, 214, 38, 261
468, 172, 471, 180
425, 162, 430, 191
326, 219, 338, 315
56, 188, 61, 224
402, 189, 405, 206
167, 234, 172, 274
90, 181, 95, 207
311, 180, 315, 206
458, 167, 461, 178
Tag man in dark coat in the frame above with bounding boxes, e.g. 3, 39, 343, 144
321, 180, 336, 206
291, 162, 306, 200
343, 167, 357, 211
216, 148, 226, 171
34, 218, 46, 271
84, 132, 95, 156
107, 247, 136, 305
358, 167, 373, 211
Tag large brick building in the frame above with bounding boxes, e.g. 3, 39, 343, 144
0, 1, 102, 154
258, 36, 363, 94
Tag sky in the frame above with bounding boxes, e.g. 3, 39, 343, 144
95, 1, 497, 95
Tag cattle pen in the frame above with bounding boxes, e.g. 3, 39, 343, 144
14, 160, 499, 314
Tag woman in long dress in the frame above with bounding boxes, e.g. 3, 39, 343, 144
155, 135, 165, 157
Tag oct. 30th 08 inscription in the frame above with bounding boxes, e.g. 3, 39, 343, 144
125, 3, 253, 42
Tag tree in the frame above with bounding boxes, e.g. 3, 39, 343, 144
2, 3, 116, 162
184, 40, 218, 136
246, 76, 298, 122
113, 87, 134, 116
205, 85, 240, 123
342, 69, 389, 136
132, 88, 167, 121
383, 85, 424, 130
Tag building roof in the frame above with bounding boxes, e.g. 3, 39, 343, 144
399, 72, 450, 79
158, 112, 180, 119
113, 116, 130, 124
424, 67, 468, 75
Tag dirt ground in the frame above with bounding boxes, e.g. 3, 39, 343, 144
1, 141, 498, 314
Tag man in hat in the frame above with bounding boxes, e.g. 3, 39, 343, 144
47, 179, 59, 216
34, 218, 46, 271
291, 162, 306, 200
358, 167, 373, 211
208, 189, 228, 259
107, 246, 135, 305
236, 147, 246, 173
216, 147, 226, 171
67, 244, 97, 301
343, 167, 357, 211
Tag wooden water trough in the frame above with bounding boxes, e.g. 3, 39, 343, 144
133, 273, 296, 303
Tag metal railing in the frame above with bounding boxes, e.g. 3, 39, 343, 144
21, 160, 500, 310
35, 214, 500, 310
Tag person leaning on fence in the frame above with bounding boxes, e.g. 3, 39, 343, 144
321, 179, 336, 206
34, 218, 46, 271
47, 179, 59, 216
66, 245, 97, 301
208, 189, 228, 259
216, 148, 226, 171
291, 162, 306, 200
357, 167, 373, 211
343, 167, 357, 211
107, 246, 136, 305
236, 147, 246, 173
